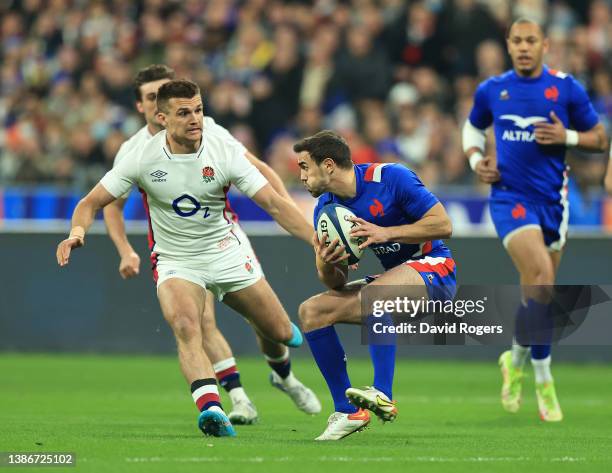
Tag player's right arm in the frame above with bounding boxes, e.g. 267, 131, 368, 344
58, 147, 138, 267
314, 233, 349, 290
56, 184, 117, 266
245, 152, 292, 200
463, 81, 500, 184
101, 139, 141, 278
103, 198, 140, 279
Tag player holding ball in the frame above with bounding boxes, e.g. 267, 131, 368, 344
294, 130, 456, 440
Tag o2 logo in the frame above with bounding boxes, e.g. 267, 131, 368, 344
172, 194, 210, 219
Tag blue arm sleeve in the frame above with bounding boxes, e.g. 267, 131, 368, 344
384, 165, 440, 221
568, 77, 599, 131
468, 81, 493, 129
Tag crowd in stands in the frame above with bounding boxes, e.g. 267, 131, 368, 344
0, 0, 610, 193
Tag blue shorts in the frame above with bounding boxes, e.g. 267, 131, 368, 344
365, 256, 457, 302
489, 198, 568, 251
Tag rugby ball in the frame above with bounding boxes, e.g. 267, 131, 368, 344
316, 203, 364, 265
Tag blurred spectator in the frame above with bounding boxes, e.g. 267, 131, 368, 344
440, 0, 503, 76
331, 23, 391, 105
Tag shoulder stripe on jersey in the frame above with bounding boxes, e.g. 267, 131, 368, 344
364, 163, 389, 182
547, 68, 568, 79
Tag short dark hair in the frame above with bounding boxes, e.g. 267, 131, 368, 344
506, 17, 545, 39
293, 130, 352, 169
133, 64, 175, 101
156, 79, 200, 113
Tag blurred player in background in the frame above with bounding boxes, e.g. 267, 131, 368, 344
57, 79, 319, 437
463, 18, 608, 421
294, 131, 455, 440
103, 65, 320, 426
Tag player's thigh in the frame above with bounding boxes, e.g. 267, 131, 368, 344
222, 277, 293, 342
550, 250, 563, 276
368, 263, 427, 287
157, 278, 207, 337
300, 282, 365, 329
506, 227, 555, 285
356, 264, 428, 316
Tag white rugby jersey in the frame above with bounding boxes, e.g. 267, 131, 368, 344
101, 122, 268, 258
112, 125, 154, 199
114, 125, 154, 167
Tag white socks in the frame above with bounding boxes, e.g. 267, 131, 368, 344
511, 344, 530, 368
531, 356, 553, 384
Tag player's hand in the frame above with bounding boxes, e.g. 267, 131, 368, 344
534, 111, 567, 146
313, 232, 350, 265
119, 251, 140, 279
475, 156, 501, 184
56, 236, 84, 267
348, 217, 389, 250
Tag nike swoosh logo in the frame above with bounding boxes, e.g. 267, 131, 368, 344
376, 396, 396, 408
348, 409, 369, 421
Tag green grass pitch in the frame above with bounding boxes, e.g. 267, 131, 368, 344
1, 354, 611, 473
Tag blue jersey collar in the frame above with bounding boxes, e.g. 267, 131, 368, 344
334, 164, 364, 205
511, 65, 549, 83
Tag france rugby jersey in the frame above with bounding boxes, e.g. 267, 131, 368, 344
469, 65, 599, 203
313, 163, 451, 271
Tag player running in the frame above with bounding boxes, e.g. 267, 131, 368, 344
462, 18, 608, 422
294, 130, 456, 440
103, 65, 320, 425
57, 79, 318, 437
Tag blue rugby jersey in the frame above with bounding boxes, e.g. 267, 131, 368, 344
313, 163, 451, 271
469, 65, 599, 203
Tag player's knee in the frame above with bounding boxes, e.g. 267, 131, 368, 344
298, 298, 317, 332
524, 262, 555, 286
299, 296, 333, 332
276, 321, 294, 343
169, 313, 201, 342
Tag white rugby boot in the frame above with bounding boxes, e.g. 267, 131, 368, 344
315, 409, 370, 440
270, 371, 322, 414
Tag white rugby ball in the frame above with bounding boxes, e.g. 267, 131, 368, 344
316, 203, 364, 265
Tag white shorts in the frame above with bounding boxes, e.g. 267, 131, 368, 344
154, 227, 263, 301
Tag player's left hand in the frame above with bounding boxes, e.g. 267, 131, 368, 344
348, 217, 389, 250
534, 111, 567, 146
119, 251, 141, 279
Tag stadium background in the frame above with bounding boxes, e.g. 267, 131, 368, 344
1, 0, 610, 356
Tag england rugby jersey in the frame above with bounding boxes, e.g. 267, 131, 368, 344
101, 125, 267, 259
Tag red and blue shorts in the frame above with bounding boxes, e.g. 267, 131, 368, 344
365, 256, 457, 302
